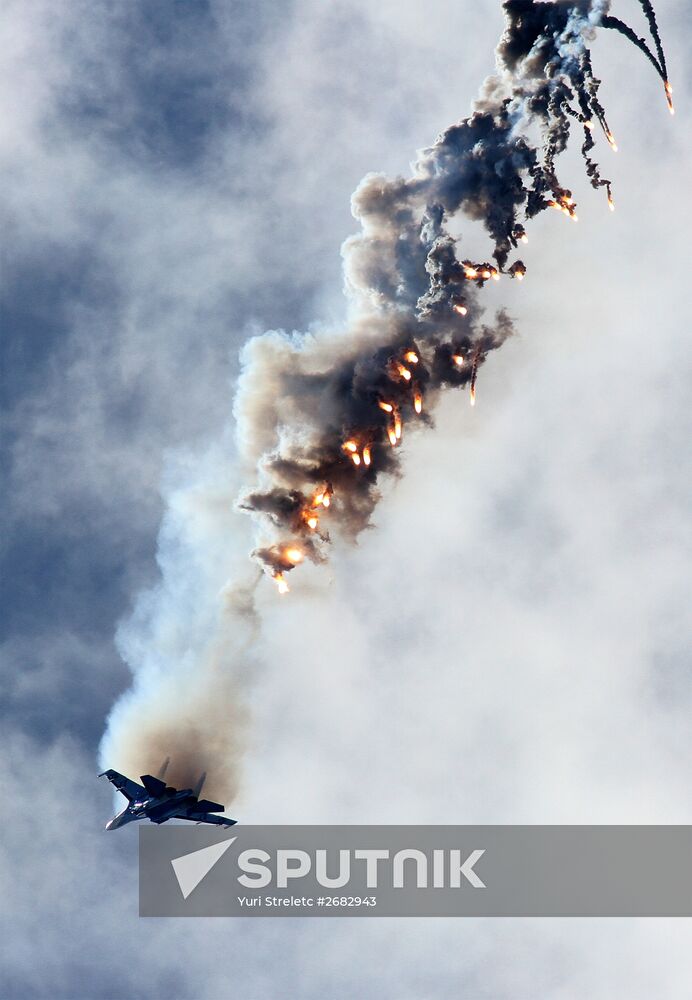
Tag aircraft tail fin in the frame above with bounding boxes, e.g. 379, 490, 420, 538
193, 771, 206, 798
140, 774, 167, 797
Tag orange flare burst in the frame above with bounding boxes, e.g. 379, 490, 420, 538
285, 547, 303, 564
606, 131, 618, 152
394, 415, 402, 440
520, 234, 528, 244
404, 351, 419, 364
464, 267, 477, 279
274, 573, 289, 595
453, 303, 467, 316
414, 393, 422, 414
665, 81, 674, 114
306, 515, 318, 530
584, 119, 594, 130
608, 194, 615, 212
397, 364, 412, 381
378, 400, 393, 413
343, 440, 357, 453
470, 385, 476, 407
363, 446, 371, 466
310, 486, 331, 511
387, 426, 397, 446
453, 354, 464, 366
351, 452, 361, 466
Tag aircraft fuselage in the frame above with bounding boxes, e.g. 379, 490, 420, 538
105, 788, 199, 829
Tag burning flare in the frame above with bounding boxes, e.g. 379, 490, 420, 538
549, 191, 579, 221
470, 358, 479, 406
312, 486, 332, 508
665, 80, 674, 114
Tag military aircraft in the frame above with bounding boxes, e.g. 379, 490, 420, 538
100, 758, 237, 829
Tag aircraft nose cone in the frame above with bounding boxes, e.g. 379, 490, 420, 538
105, 817, 118, 830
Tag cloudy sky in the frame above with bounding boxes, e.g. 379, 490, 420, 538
2, 0, 691, 997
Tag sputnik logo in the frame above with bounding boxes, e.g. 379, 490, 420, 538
171, 837, 236, 899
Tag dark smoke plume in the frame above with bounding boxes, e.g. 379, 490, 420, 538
237, 0, 672, 593
100, 1, 671, 804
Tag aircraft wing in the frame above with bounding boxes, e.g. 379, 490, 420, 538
173, 811, 237, 827
99, 769, 146, 802
195, 799, 225, 813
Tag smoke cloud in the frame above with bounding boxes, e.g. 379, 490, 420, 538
99, 1, 670, 808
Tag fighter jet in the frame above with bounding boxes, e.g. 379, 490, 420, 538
100, 758, 237, 829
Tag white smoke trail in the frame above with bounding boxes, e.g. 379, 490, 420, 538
98, 441, 258, 804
